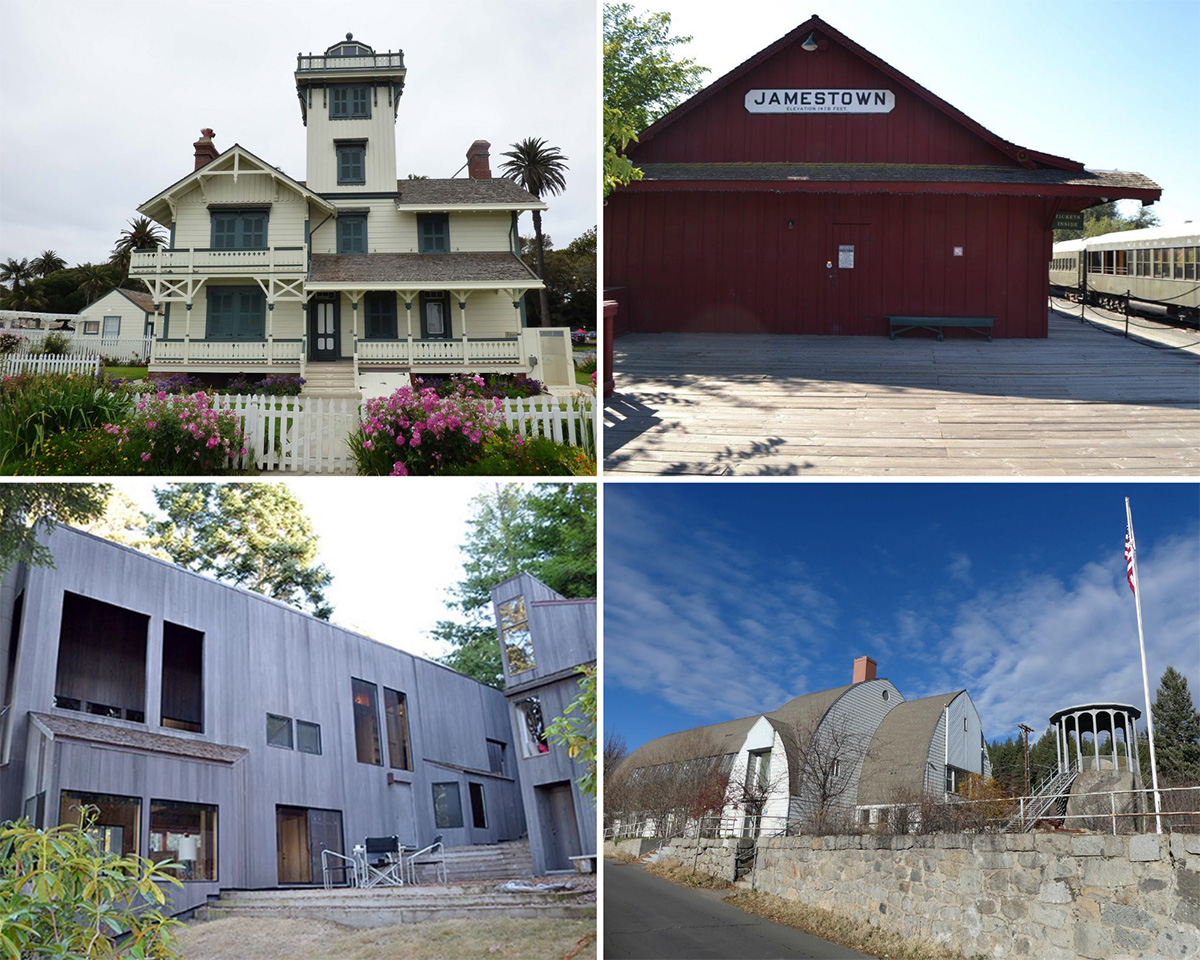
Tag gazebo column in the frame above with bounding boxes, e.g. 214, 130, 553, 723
1055, 719, 1063, 775
1091, 710, 1100, 771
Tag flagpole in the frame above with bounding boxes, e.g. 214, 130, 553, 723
1127, 497, 1163, 834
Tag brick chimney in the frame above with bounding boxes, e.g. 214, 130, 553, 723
466, 140, 491, 180
193, 128, 218, 170
852, 656, 877, 684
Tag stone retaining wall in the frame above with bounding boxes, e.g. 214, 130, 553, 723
665, 832, 1200, 960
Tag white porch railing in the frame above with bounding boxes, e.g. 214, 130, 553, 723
151, 339, 304, 366
356, 338, 523, 365
4, 329, 153, 364
2, 353, 102, 377
130, 247, 306, 275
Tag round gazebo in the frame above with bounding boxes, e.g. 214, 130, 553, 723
1048, 702, 1142, 777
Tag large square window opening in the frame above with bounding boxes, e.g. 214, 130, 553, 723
499, 597, 535, 675
55, 592, 148, 723
384, 687, 412, 770
297, 719, 322, 755
351, 677, 382, 765
161, 622, 203, 733
516, 696, 548, 757
150, 799, 217, 881
433, 782, 464, 829
60, 790, 141, 857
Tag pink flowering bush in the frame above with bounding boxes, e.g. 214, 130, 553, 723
101, 391, 251, 475
349, 376, 505, 475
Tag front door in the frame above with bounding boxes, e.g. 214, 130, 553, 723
535, 781, 582, 872
827, 223, 871, 335
276, 806, 310, 884
311, 298, 339, 360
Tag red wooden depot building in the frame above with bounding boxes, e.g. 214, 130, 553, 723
604, 15, 1161, 338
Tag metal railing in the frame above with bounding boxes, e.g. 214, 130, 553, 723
297, 51, 405, 72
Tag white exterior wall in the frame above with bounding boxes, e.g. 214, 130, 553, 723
166, 291, 305, 343
723, 717, 791, 836
78, 290, 151, 338
310, 204, 513, 255
944, 692, 988, 778
172, 182, 308, 250
304, 83, 398, 193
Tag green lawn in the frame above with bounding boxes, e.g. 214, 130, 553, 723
103, 366, 150, 380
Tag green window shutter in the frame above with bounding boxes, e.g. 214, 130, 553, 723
351, 86, 370, 117
213, 217, 235, 249
418, 214, 449, 253
330, 87, 348, 118
236, 290, 264, 339
243, 216, 266, 249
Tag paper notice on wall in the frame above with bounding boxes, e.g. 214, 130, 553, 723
838, 245, 855, 269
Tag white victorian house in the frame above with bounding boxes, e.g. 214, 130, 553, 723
130, 34, 571, 392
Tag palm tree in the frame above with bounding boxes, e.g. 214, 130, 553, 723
30, 250, 67, 277
498, 138, 568, 327
111, 216, 167, 286
1, 287, 47, 311
0, 257, 33, 293
77, 263, 114, 307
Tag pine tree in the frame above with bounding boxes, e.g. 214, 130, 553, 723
147, 483, 334, 620
1145, 666, 1200, 784
433, 483, 596, 687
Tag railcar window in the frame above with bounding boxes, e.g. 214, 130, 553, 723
1152, 248, 1164, 278
1173, 247, 1185, 279
1088, 251, 1102, 274
1115, 250, 1127, 276
1185, 247, 1197, 281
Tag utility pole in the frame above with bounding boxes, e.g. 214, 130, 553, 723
1017, 723, 1034, 796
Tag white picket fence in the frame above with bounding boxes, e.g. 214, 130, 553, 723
132, 392, 596, 474
2, 353, 102, 376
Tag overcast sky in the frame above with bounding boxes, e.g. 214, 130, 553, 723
605, 482, 1200, 754
632, 0, 1199, 228
0, 0, 598, 268
110, 478, 506, 662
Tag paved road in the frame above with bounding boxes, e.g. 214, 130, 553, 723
604, 860, 871, 959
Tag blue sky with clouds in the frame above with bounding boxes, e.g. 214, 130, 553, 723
603, 482, 1200, 753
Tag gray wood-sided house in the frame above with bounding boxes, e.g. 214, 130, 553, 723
0, 527, 531, 915
491, 572, 596, 876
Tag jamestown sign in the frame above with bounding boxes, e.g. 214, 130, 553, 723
744, 88, 896, 113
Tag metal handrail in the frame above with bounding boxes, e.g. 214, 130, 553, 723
321, 848, 358, 890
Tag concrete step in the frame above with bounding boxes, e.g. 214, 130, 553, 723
202, 902, 592, 927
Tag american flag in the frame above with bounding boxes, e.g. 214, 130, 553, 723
1125, 519, 1136, 595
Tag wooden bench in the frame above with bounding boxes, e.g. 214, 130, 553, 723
887, 316, 995, 341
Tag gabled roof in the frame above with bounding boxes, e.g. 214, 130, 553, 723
80, 287, 161, 315
138, 144, 337, 224
856, 691, 966, 805
632, 14, 1079, 172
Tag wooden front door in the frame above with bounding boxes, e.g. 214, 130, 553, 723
276, 806, 310, 884
311, 298, 339, 360
535, 781, 582, 872
828, 222, 871, 335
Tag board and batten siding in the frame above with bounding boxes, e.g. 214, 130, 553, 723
309, 204, 514, 255
304, 85, 399, 194
0, 527, 526, 916
165, 289, 305, 344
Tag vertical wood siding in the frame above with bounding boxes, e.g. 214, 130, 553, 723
1, 529, 527, 914
605, 191, 1054, 337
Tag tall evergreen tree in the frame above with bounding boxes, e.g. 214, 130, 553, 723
1141, 666, 1200, 784
147, 483, 334, 620
0, 484, 112, 576
433, 483, 596, 687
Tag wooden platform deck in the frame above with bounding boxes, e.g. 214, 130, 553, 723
603, 311, 1200, 476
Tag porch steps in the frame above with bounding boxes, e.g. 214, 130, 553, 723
435, 839, 534, 883
301, 361, 359, 398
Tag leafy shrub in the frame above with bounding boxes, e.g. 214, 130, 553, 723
110, 391, 251, 475
0, 814, 183, 959
0, 332, 23, 355
350, 377, 505, 475
150, 372, 202, 394
414, 372, 544, 399
575, 354, 597, 375
227, 373, 305, 396
40, 331, 71, 355
0, 372, 132, 470
446, 429, 596, 475
11, 424, 142, 475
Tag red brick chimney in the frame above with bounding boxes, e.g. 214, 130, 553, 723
466, 140, 491, 180
193, 128, 218, 170
852, 656, 877, 684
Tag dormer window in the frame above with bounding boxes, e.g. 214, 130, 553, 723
330, 85, 372, 119
417, 214, 449, 254
336, 142, 366, 185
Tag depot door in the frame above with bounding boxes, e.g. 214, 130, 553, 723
827, 223, 871, 335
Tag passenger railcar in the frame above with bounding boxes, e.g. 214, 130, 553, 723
1050, 226, 1200, 322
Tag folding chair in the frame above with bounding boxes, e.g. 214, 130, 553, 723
359, 836, 405, 887
406, 833, 446, 885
